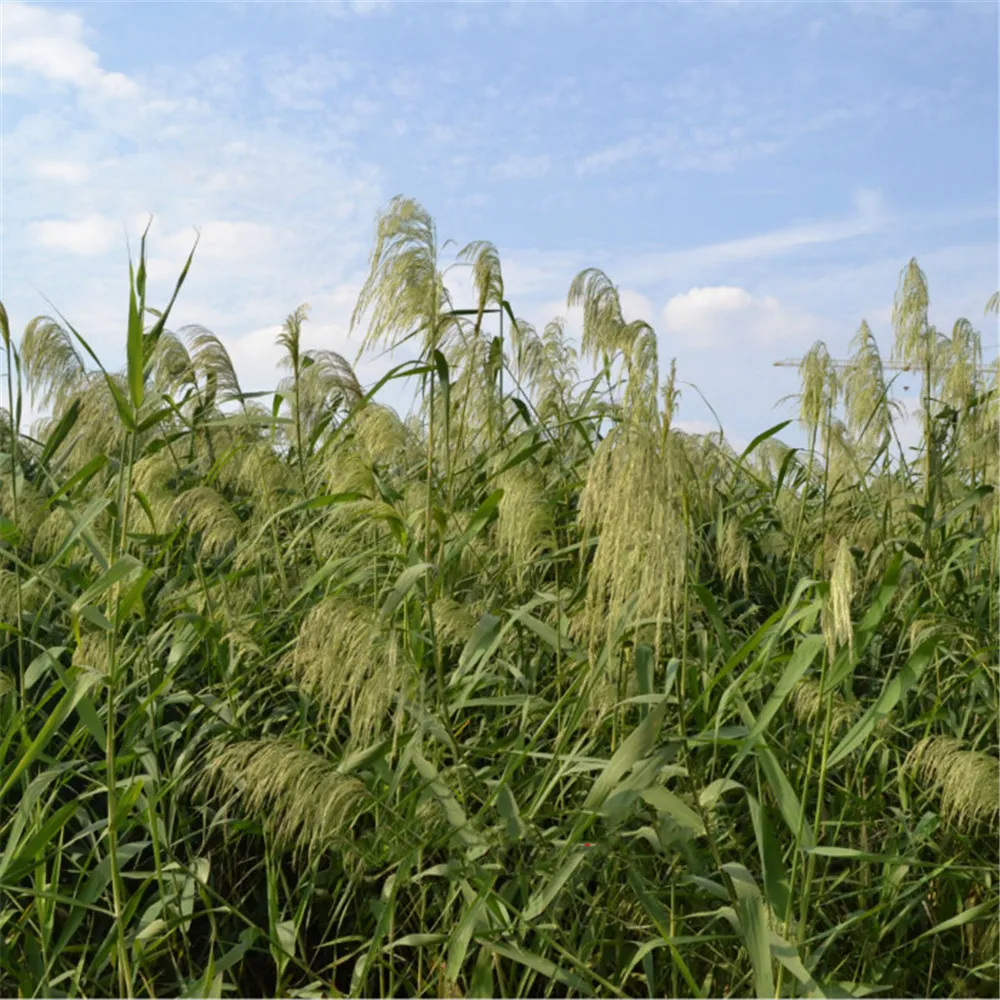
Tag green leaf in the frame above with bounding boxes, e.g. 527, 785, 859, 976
447, 896, 487, 982
458, 612, 501, 674
523, 851, 587, 922
44, 454, 108, 508
0, 800, 78, 882
827, 636, 941, 767
584, 698, 667, 811
640, 785, 705, 837
739, 419, 792, 463
444, 489, 504, 566
145, 230, 199, 344
722, 864, 774, 999
350, 852, 416, 997
625, 867, 704, 997
915, 898, 997, 941
39, 398, 80, 465
127, 256, 144, 409
856, 551, 902, 635
24, 647, 66, 689
275, 920, 296, 961
104, 372, 137, 430
496, 783, 526, 841
515, 612, 565, 654
475, 939, 587, 993
931, 484, 993, 531
411, 750, 485, 850
380, 561, 433, 619
741, 634, 825, 755
71, 556, 144, 620
0, 669, 102, 803
748, 792, 789, 922
0, 514, 20, 546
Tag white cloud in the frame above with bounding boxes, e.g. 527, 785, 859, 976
492, 154, 552, 180
616, 202, 887, 287
3, 7, 384, 396
34, 160, 90, 184
387, 70, 423, 101
807, 18, 827, 39
29, 215, 120, 257
852, 186, 885, 221
576, 137, 647, 174
263, 52, 354, 110
0, 0, 137, 99
674, 418, 719, 437
164, 220, 276, 265
662, 286, 826, 349
845, 0, 928, 32
349, 0, 391, 15
619, 288, 654, 324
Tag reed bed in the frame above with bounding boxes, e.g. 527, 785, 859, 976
0, 202, 997, 998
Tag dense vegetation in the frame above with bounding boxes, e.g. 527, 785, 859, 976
0, 197, 997, 999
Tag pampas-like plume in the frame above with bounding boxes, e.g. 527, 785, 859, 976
186, 327, 243, 404
430, 597, 476, 649
795, 341, 840, 437
354, 404, 408, 467
568, 268, 659, 411
72, 632, 110, 675
457, 240, 504, 334
0, 569, 43, 620
843, 321, 898, 456
494, 463, 553, 572
149, 329, 196, 396
577, 416, 687, 687
20, 317, 87, 411
716, 514, 750, 595
202, 739, 370, 859
790, 677, 855, 736
220, 434, 292, 502
130, 451, 180, 533
510, 317, 579, 422
568, 268, 625, 364
32, 504, 108, 571
941, 317, 983, 412
1, 478, 46, 548
822, 537, 856, 661
905, 737, 1000, 829
351, 196, 450, 358
320, 446, 377, 498
170, 487, 242, 559
286, 596, 399, 745
892, 258, 935, 371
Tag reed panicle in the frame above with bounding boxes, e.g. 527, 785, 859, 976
905, 737, 1000, 829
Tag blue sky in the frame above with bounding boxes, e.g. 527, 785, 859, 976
2, 0, 997, 446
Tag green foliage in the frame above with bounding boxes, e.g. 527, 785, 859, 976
0, 207, 996, 999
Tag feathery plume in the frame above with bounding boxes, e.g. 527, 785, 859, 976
905, 737, 1000, 829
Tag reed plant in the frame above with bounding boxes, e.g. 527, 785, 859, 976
0, 201, 996, 998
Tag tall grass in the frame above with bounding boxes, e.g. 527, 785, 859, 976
0, 200, 997, 998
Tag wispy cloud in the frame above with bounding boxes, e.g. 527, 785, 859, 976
576, 137, 646, 175
33, 160, 91, 184
615, 191, 888, 286
2, 0, 993, 444
2, 0, 383, 380
263, 52, 355, 110
0, 0, 137, 98
29, 215, 121, 258
492, 154, 552, 180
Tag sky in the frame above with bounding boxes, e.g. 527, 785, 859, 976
1, 0, 997, 448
